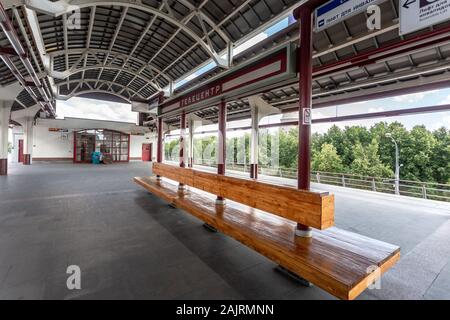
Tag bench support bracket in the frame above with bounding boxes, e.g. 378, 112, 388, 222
295, 226, 313, 238
275, 265, 313, 287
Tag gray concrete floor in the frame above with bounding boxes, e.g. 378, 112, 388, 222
1, 161, 449, 300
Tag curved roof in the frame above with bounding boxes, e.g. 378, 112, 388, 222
1, 0, 300, 112
162, 0, 450, 126
1, 0, 450, 125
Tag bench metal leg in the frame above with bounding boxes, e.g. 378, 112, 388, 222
203, 223, 218, 233
215, 198, 226, 206
295, 225, 313, 238
275, 265, 313, 287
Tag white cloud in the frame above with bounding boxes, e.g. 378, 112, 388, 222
430, 112, 450, 130
393, 92, 426, 103
393, 90, 440, 103
368, 107, 385, 113
56, 97, 137, 124
439, 94, 450, 105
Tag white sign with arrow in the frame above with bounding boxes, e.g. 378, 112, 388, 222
400, 0, 450, 35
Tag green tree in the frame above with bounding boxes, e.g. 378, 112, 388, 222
350, 139, 393, 178
431, 127, 450, 184
400, 125, 436, 181
312, 143, 344, 172
279, 128, 298, 169
164, 139, 179, 161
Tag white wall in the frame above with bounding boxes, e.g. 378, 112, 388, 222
11, 126, 23, 163
33, 126, 74, 159
32, 126, 156, 161
130, 133, 156, 160
14, 117, 156, 161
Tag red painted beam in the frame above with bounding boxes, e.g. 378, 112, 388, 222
293, 0, 329, 18
313, 104, 450, 123
217, 100, 227, 203
313, 24, 450, 78
297, 6, 313, 192
217, 100, 226, 176
0, 47, 17, 55
296, 5, 314, 236
278, 80, 450, 112
179, 111, 186, 168
157, 117, 163, 163
164, 103, 450, 135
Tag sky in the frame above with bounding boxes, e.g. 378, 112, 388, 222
311, 88, 450, 134
53, 14, 450, 134
56, 97, 138, 124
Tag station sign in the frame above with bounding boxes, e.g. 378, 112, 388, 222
314, 0, 383, 32
400, 0, 450, 35
180, 84, 222, 108
302, 108, 312, 125
160, 43, 296, 116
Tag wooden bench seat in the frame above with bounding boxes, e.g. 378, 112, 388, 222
151, 162, 335, 230
134, 175, 400, 300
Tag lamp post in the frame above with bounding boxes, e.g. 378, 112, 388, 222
386, 133, 400, 195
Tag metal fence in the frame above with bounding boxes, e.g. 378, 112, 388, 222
170, 160, 450, 203
309, 171, 450, 202
259, 166, 450, 202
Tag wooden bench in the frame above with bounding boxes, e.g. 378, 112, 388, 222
135, 163, 400, 300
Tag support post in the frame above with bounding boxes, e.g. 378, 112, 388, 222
179, 111, 186, 191
156, 117, 163, 181
296, 5, 313, 238
248, 96, 279, 179
23, 116, 34, 165
188, 118, 194, 168
216, 100, 226, 205
0, 101, 12, 175
250, 105, 259, 179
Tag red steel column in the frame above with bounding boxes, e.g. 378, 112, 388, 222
216, 100, 227, 204
156, 117, 163, 180
179, 111, 186, 190
296, 5, 313, 237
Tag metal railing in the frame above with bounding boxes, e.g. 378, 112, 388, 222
165, 159, 450, 202
309, 171, 450, 202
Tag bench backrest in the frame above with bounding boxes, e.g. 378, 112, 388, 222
153, 162, 334, 230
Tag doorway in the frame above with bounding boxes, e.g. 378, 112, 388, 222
18, 139, 24, 163
74, 129, 130, 163
75, 131, 95, 163
142, 143, 152, 162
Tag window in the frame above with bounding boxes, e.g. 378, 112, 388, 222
74, 129, 130, 163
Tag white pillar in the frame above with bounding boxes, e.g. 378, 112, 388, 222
250, 105, 259, 179
23, 116, 34, 165
248, 96, 280, 179
0, 101, 12, 175
188, 118, 194, 168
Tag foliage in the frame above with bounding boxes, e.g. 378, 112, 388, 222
349, 139, 393, 178
312, 143, 344, 172
313, 122, 449, 183
164, 121, 450, 184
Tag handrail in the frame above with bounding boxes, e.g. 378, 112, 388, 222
165, 160, 450, 203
